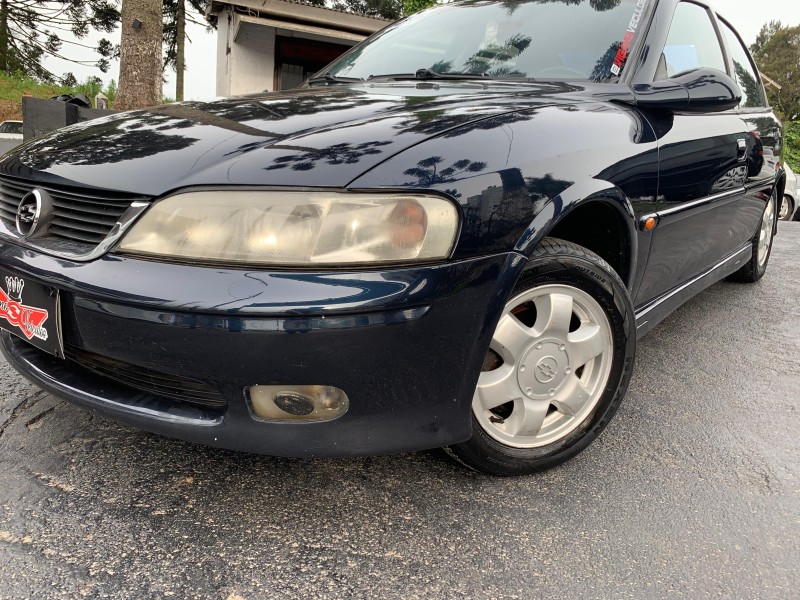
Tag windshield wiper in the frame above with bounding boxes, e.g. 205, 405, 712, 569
415, 68, 489, 80
306, 72, 364, 85
368, 69, 489, 81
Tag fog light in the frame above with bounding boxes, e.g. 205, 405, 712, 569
247, 385, 349, 422
274, 393, 315, 416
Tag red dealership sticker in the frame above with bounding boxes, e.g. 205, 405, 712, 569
611, 0, 649, 76
0, 276, 50, 341
0, 271, 62, 356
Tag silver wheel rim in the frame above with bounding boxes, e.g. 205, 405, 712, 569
779, 196, 790, 220
473, 284, 614, 449
757, 196, 776, 267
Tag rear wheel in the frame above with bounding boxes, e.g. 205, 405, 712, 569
449, 239, 635, 475
728, 192, 776, 283
779, 195, 794, 221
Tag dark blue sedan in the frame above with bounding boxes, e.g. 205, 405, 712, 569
0, 0, 786, 474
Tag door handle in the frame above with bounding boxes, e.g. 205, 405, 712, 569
737, 138, 747, 162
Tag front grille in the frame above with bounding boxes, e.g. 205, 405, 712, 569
0, 175, 142, 247
64, 344, 227, 409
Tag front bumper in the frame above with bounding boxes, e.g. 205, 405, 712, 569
0, 242, 525, 456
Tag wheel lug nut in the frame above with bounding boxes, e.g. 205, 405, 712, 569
548, 388, 555, 397
520, 365, 526, 372
526, 388, 533, 396
536, 343, 543, 350
559, 344, 566, 351
565, 367, 571, 375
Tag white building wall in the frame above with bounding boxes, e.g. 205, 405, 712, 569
230, 23, 277, 95
215, 8, 233, 96
216, 9, 277, 96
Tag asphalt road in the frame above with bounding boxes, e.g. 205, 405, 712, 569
0, 139, 21, 156
1, 225, 798, 600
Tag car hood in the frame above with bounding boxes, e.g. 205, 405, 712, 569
0, 82, 599, 197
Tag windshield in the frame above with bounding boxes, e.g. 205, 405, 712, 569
324, 0, 649, 82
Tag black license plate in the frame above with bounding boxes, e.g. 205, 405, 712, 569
0, 270, 63, 357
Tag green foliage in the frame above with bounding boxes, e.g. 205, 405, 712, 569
751, 20, 783, 56
70, 76, 108, 102
163, 0, 215, 71
0, 0, 119, 81
333, 0, 403, 19
0, 71, 64, 103
105, 79, 117, 106
403, 0, 438, 16
785, 121, 800, 174
0, 72, 118, 109
751, 22, 800, 121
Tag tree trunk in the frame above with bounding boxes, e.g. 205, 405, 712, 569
176, 0, 185, 102
115, 0, 163, 111
0, 0, 9, 74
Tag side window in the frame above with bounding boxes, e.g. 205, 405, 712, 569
657, 2, 726, 80
720, 20, 766, 108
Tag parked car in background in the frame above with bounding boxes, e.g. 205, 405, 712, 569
779, 163, 798, 220
0, 120, 23, 140
766, 156, 796, 221
795, 170, 800, 221
0, 0, 786, 475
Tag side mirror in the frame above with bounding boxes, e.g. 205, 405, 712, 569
631, 68, 742, 113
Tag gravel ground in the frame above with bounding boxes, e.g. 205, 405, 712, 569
1, 224, 798, 600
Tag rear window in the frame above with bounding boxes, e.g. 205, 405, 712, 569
0, 122, 22, 134
719, 19, 766, 108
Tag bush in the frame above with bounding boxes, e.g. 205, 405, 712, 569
0, 73, 118, 111
403, 0, 437, 15
785, 121, 800, 173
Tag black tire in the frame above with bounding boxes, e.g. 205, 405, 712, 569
779, 195, 794, 221
448, 238, 636, 476
728, 192, 777, 283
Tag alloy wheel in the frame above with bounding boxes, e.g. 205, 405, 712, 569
473, 284, 614, 448
779, 195, 792, 221
757, 196, 776, 267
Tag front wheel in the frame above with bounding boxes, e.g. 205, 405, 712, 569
448, 239, 636, 475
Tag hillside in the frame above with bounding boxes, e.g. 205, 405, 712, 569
0, 74, 116, 121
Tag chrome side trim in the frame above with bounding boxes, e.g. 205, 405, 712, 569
655, 187, 744, 218
745, 175, 777, 190
635, 244, 751, 325
0, 201, 151, 262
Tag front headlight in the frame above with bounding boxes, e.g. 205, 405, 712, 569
116, 191, 459, 265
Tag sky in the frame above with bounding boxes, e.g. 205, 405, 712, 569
42, 0, 800, 102
43, 7, 217, 101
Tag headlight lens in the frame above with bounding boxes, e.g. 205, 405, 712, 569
117, 191, 459, 265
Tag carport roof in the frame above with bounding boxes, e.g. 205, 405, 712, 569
207, 0, 392, 38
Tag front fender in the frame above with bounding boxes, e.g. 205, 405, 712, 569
514, 178, 638, 279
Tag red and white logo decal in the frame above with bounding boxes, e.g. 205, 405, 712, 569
611, 0, 649, 76
0, 276, 49, 341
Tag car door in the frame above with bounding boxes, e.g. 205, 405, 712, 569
634, 1, 759, 306
716, 14, 782, 232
